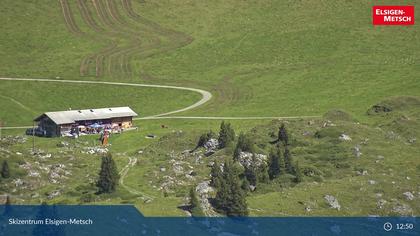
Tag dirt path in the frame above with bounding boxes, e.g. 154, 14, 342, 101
119, 156, 154, 200
136, 115, 321, 120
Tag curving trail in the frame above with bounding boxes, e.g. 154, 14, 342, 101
0, 77, 212, 120
119, 156, 154, 200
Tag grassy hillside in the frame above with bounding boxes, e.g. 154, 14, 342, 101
0, 80, 200, 126
1, 97, 419, 216
0, 0, 420, 123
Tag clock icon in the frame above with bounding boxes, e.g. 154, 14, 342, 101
384, 222, 393, 231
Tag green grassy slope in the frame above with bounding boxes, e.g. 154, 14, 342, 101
0, 80, 200, 126
0, 0, 419, 217
2, 98, 418, 216
1, 0, 419, 122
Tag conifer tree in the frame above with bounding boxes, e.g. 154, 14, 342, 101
210, 160, 222, 189
268, 147, 280, 179
284, 147, 293, 174
196, 130, 215, 149
268, 145, 286, 179
241, 178, 250, 192
1, 160, 10, 178
96, 153, 119, 194
233, 133, 255, 160
278, 124, 289, 146
244, 165, 257, 186
214, 160, 248, 216
189, 187, 204, 216
218, 122, 235, 148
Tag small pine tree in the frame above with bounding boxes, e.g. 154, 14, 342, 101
189, 187, 204, 216
96, 153, 119, 194
214, 160, 248, 216
269, 145, 286, 179
210, 160, 222, 188
218, 121, 235, 149
268, 147, 280, 179
244, 165, 257, 186
233, 133, 255, 160
284, 147, 293, 174
294, 162, 303, 183
277, 145, 286, 174
196, 130, 215, 148
1, 160, 10, 178
278, 124, 289, 146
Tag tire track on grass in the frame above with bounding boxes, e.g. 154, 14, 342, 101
61, 0, 193, 79
59, 0, 83, 35
0, 95, 35, 114
119, 156, 154, 200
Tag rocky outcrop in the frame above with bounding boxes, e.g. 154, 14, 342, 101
324, 195, 341, 210
237, 152, 267, 169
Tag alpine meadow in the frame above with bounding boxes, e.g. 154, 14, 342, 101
0, 0, 419, 217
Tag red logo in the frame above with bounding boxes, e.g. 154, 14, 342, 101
373, 6, 414, 25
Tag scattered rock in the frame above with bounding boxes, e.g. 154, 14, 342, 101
204, 138, 219, 151
47, 190, 61, 200
377, 199, 387, 209
324, 195, 341, 210
57, 141, 70, 148
356, 170, 368, 176
322, 120, 336, 127
160, 167, 166, 172
385, 131, 399, 140
12, 178, 24, 187
204, 150, 216, 157
408, 137, 416, 144
82, 146, 108, 155
353, 145, 362, 158
403, 192, 415, 201
195, 181, 217, 216
392, 203, 412, 215
237, 152, 267, 169
302, 131, 311, 136
172, 165, 184, 175
368, 180, 377, 185
339, 134, 352, 141
249, 185, 256, 192
28, 171, 40, 178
